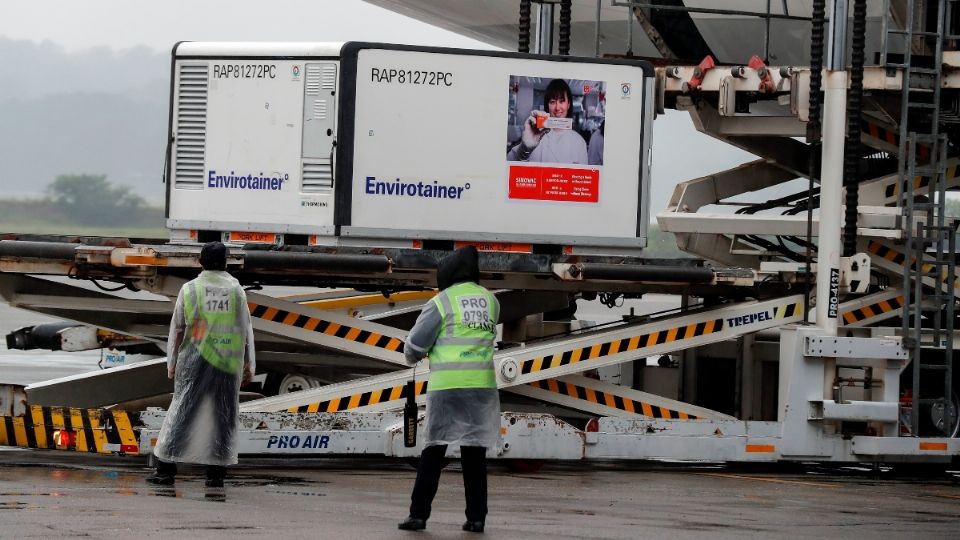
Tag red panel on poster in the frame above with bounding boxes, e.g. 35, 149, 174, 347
508, 165, 599, 203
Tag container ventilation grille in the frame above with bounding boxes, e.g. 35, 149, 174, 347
305, 64, 337, 95
313, 100, 328, 120
174, 63, 209, 189
302, 159, 333, 192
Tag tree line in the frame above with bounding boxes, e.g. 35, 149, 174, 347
44, 174, 147, 225
0, 174, 163, 233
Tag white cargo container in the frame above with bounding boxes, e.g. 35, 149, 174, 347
166, 42, 653, 254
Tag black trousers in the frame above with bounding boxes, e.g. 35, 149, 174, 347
156, 459, 226, 480
409, 444, 487, 522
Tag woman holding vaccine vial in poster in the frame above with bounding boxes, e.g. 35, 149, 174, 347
507, 77, 604, 165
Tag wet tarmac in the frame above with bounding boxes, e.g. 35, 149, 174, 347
1, 450, 958, 539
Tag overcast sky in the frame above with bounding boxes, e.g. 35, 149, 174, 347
0, 0, 491, 53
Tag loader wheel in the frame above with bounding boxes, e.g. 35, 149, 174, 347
505, 459, 546, 473
278, 374, 322, 394
929, 393, 960, 438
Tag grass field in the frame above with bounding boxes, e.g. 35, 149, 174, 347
0, 223, 168, 238
0, 198, 167, 238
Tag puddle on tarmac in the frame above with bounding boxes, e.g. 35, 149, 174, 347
0, 492, 67, 497
165, 526, 262, 531
226, 474, 320, 487
148, 487, 182, 498
146, 486, 229, 503
265, 488, 326, 497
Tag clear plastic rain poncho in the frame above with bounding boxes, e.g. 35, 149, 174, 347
405, 247, 501, 449
422, 387, 500, 448
153, 270, 255, 466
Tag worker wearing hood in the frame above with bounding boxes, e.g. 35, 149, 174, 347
146, 241, 255, 488
399, 245, 500, 534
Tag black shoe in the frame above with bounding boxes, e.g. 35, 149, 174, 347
145, 474, 175, 485
397, 517, 426, 531
462, 521, 485, 533
205, 478, 224, 488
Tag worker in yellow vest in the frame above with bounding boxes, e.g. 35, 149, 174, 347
146, 241, 255, 488
399, 245, 500, 534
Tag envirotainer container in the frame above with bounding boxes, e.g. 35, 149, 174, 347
166, 42, 653, 254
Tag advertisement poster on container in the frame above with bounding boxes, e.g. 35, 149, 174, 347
344, 46, 650, 249
506, 76, 605, 203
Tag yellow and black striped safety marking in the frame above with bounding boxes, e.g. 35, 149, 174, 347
288, 381, 428, 413
863, 122, 899, 148
248, 302, 404, 353
868, 241, 960, 288
772, 303, 802, 319
862, 122, 930, 160
842, 295, 904, 325
882, 163, 959, 202
867, 240, 906, 265
520, 318, 726, 376
528, 379, 700, 419
0, 406, 139, 454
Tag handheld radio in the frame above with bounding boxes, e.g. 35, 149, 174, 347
403, 373, 418, 448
